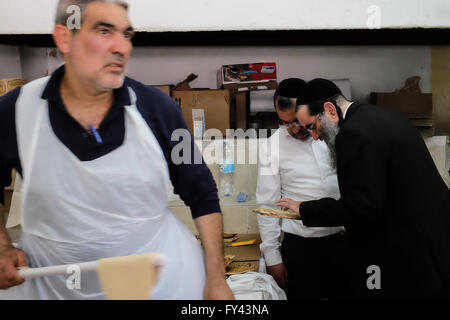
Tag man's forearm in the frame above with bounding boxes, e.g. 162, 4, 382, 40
256, 213, 283, 266
194, 212, 235, 299
194, 212, 226, 279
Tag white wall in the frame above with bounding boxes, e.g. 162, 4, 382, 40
0, 0, 449, 34
19, 47, 67, 81
0, 45, 22, 79
126, 46, 431, 103
19, 47, 52, 81
19, 45, 430, 104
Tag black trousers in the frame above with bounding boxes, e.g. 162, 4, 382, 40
280, 231, 351, 300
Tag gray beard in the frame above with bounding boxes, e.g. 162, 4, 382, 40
320, 116, 340, 170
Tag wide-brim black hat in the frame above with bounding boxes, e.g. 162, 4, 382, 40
297, 78, 342, 105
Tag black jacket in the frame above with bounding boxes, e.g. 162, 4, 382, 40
300, 102, 450, 299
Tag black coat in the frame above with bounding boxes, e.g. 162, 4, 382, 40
300, 102, 450, 299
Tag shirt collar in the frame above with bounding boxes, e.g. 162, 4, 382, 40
280, 126, 290, 137
342, 102, 354, 120
41, 64, 132, 108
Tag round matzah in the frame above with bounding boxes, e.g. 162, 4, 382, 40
253, 208, 299, 219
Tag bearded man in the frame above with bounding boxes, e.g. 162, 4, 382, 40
277, 78, 450, 299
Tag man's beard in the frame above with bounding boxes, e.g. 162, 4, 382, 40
320, 115, 340, 170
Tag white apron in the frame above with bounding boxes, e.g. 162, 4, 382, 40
0, 77, 205, 299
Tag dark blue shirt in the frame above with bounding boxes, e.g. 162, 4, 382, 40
0, 65, 220, 218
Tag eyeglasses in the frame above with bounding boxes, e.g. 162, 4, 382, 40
279, 119, 303, 128
304, 113, 322, 133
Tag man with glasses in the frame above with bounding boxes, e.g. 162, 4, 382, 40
278, 78, 450, 299
256, 78, 348, 300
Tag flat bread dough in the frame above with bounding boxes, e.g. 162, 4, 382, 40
223, 235, 239, 243
226, 262, 257, 275
253, 208, 299, 219
223, 233, 237, 239
224, 254, 235, 269
97, 253, 160, 300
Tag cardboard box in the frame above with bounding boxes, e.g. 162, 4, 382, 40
152, 85, 172, 97
0, 78, 27, 97
370, 92, 432, 118
172, 90, 231, 137
220, 63, 277, 86
173, 74, 198, 91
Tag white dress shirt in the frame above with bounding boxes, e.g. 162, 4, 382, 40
256, 127, 345, 266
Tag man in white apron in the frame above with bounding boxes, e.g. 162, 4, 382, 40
0, 0, 234, 299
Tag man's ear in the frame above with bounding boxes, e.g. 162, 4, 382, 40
323, 102, 339, 120
52, 25, 72, 54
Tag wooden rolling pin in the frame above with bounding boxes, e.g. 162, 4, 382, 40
17, 253, 168, 279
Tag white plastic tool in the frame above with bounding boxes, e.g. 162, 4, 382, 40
17, 253, 168, 280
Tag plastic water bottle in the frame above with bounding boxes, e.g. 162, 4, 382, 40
220, 140, 235, 197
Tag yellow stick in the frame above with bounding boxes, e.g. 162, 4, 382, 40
228, 239, 256, 247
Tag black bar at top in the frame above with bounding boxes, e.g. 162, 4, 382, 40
0, 29, 449, 47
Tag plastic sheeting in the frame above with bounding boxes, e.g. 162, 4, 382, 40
226, 272, 287, 300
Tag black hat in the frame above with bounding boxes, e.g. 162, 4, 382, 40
297, 78, 342, 105
274, 78, 306, 98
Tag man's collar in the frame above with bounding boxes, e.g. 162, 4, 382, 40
342, 102, 354, 120
343, 101, 365, 121
280, 126, 290, 137
41, 64, 132, 107
41, 64, 65, 103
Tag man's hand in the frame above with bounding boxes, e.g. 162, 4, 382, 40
0, 245, 27, 290
276, 198, 301, 216
267, 263, 288, 289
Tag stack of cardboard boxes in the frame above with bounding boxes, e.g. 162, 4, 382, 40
152, 62, 278, 138
370, 76, 434, 137
153, 74, 232, 137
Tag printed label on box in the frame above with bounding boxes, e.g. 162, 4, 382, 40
192, 109, 205, 138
